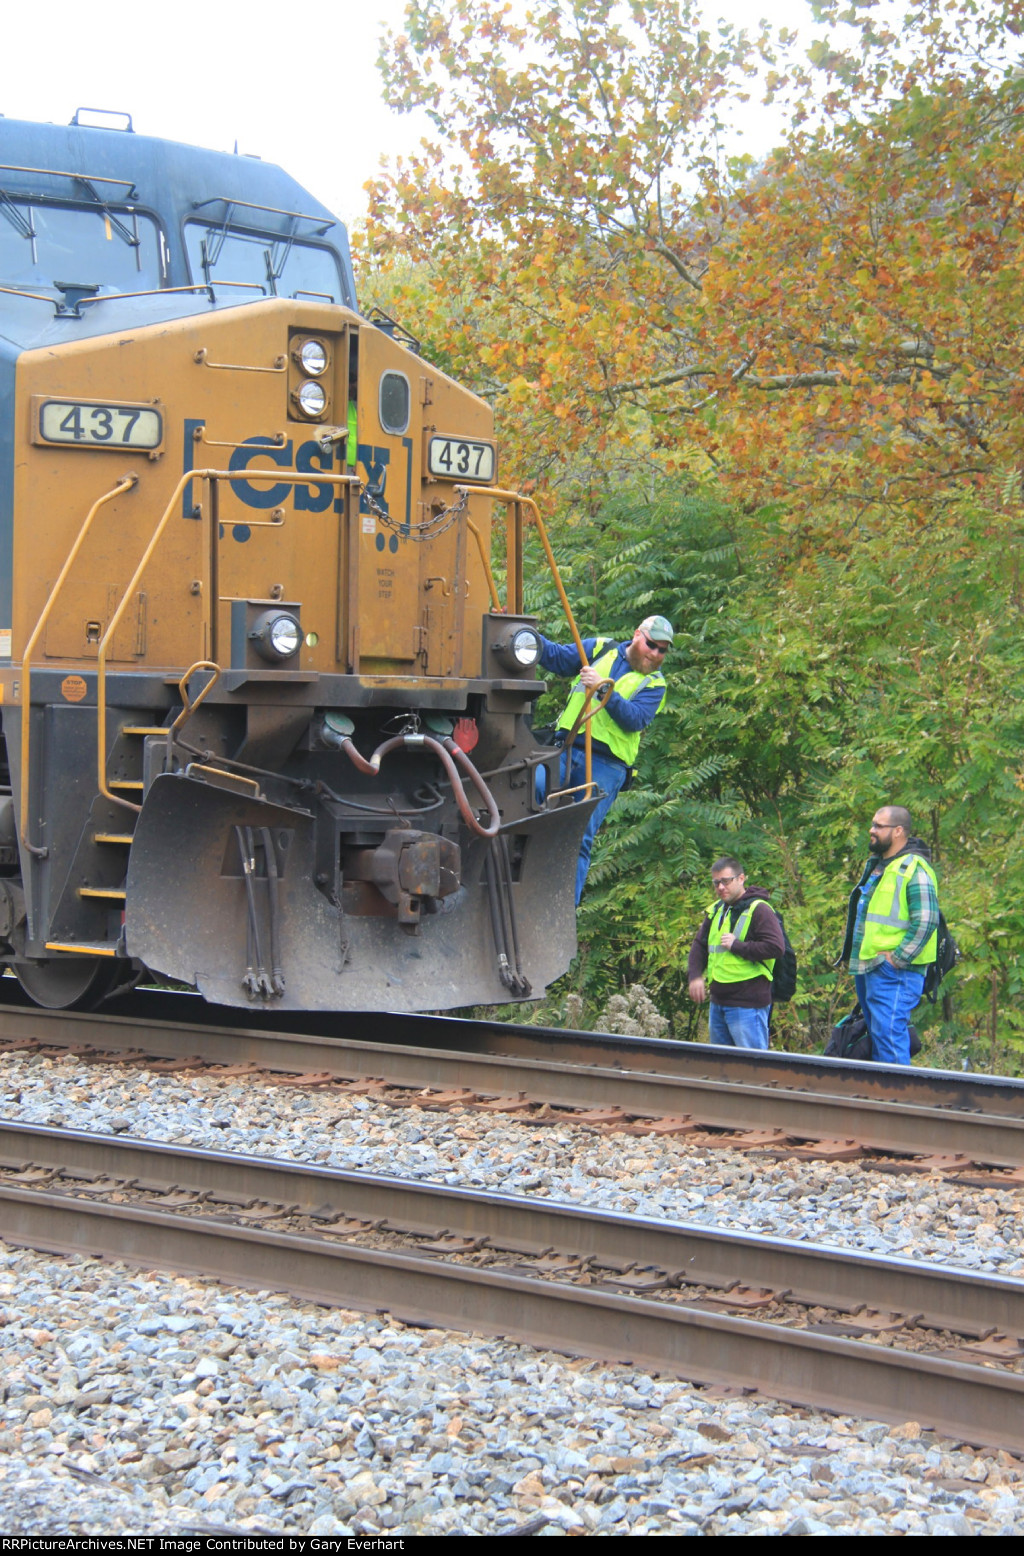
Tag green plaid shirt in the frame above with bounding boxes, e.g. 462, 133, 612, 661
850, 856, 940, 974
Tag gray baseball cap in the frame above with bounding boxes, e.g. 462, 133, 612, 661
641, 615, 674, 646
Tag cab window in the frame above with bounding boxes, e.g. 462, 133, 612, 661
379, 371, 411, 434
0, 200, 163, 291
185, 221, 342, 301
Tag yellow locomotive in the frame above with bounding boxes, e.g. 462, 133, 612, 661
0, 111, 592, 1010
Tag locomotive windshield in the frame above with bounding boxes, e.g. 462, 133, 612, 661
184, 221, 343, 301
0, 198, 163, 291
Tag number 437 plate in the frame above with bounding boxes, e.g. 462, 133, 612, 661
33, 396, 163, 451
428, 435, 495, 484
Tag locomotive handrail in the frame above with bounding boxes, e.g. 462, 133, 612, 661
76, 285, 215, 310
168, 661, 223, 756
193, 348, 287, 373
191, 195, 337, 234
464, 519, 502, 611
0, 285, 55, 306
455, 485, 598, 796
95, 467, 359, 812
454, 485, 587, 659
194, 428, 288, 451
69, 281, 274, 311
0, 163, 136, 196
559, 677, 617, 771
19, 473, 139, 859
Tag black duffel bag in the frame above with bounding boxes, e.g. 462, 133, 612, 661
824, 1005, 921, 1061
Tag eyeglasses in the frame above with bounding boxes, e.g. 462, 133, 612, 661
712, 876, 737, 888
643, 635, 669, 654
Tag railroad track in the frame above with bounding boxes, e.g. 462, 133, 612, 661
2, 991, 1024, 1175
31, 982, 1024, 1111
1, 1120, 1022, 1455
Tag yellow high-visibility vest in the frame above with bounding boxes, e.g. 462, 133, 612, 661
555, 640, 665, 766
858, 854, 938, 965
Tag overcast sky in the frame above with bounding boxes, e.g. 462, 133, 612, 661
3, 0, 813, 231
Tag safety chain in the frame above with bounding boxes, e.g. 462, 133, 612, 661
362, 483, 468, 542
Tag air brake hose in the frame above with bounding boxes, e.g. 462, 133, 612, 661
337, 732, 501, 838
484, 843, 513, 989
236, 825, 268, 1000
260, 826, 286, 997
498, 831, 531, 995
439, 736, 502, 838
335, 736, 378, 776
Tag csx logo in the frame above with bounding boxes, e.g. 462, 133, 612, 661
183, 425, 399, 536
227, 435, 390, 516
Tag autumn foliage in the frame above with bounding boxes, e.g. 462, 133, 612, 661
364, 0, 1024, 518
360, 1, 1024, 1063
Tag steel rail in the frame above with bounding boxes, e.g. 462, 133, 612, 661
416, 1016, 1024, 1117
1, 1122, 1022, 1341
3, 1001, 1024, 1168
0, 1129, 1023, 1453
9, 981, 1023, 1117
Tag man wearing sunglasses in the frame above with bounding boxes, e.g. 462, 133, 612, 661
537, 616, 672, 904
687, 859, 787, 1049
836, 805, 940, 1065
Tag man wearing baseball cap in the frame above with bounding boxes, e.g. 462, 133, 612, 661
537, 616, 672, 903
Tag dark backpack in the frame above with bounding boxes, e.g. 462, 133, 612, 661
824, 1005, 921, 1061
771, 910, 798, 1003
923, 911, 960, 1004
824, 1007, 872, 1060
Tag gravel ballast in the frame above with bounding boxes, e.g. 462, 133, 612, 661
1, 1045, 1023, 1535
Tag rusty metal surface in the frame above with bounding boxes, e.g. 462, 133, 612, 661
1, 1122, 1022, 1342
347, 1010, 1024, 1117
10, 980, 1022, 1118
1, 1150, 1024, 1454
3, 999, 1024, 1168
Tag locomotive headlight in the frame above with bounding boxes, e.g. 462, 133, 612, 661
493, 626, 542, 673
249, 609, 302, 661
270, 615, 302, 655
295, 379, 327, 418
510, 627, 542, 667
298, 338, 328, 375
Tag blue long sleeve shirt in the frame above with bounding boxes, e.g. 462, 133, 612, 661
538, 636, 666, 734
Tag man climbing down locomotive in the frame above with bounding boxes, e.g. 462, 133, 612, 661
537, 616, 671, 904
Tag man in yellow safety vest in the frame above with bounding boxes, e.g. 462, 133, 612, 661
538, 616, 671, 904
687, 858, 787, 1049
838, 805, 940, 1065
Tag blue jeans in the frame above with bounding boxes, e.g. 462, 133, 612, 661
854, 961, 926, 1066
537, 744, 628, 904
708, 1003, 770, 1050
